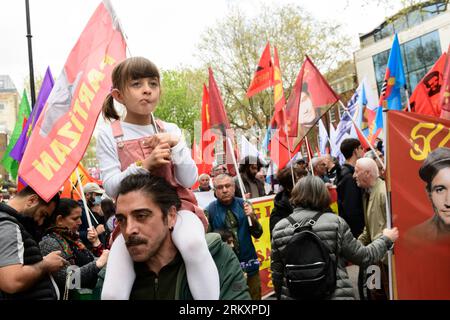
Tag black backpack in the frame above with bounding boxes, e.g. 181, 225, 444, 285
282, 212, 337, 299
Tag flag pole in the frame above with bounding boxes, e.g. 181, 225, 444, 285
339, 100, 385, 170
382, 109, 394, 300
282, 111, 296, 187
226, 136, 253, 226
69, 180, 100, 225
76, 167, 93, 229
404, 87, 411, 112
305, 135, 314, 175
25, 0, 36, 107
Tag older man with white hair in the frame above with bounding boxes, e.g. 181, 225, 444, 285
353, 157, 389, 300
312, 156, 331, 185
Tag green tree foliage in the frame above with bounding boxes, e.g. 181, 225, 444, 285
154, 68, 207, 143
196, 3, 352, 132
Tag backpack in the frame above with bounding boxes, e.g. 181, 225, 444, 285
282, 212, 337, 299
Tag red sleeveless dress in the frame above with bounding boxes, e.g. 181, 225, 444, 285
109, 120, 208, 242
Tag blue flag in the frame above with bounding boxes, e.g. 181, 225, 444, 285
378, 34, 406, 111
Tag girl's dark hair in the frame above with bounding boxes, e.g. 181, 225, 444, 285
45, 198, 80, 227
117, 174, 181, 217
102, 57, 161, 121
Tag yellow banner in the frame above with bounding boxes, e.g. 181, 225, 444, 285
249, 195, 275, 298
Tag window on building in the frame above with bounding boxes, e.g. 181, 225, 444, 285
373, 49, 390, 94
407, 9, 422, 28
0, 80, 4, 89
380, 23, 394, 39
0, 103, 4, 111
420, 3, 441, 20
371, 1, 447, 43
393, 15, 408, 33
372, 30, 442, 95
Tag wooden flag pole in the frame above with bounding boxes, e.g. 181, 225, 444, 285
69, 180, 100, 225
404, 88, 412, 112
226, 136, 253, 226
76, 167, 93, 229
282, 112, 296, 188
305, 135, 314, 175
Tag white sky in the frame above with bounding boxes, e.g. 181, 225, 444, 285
0, 0, 404, 94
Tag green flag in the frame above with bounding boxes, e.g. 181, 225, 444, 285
1, 90, 31, 180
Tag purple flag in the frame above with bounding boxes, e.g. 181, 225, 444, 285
11, 67, 54, 162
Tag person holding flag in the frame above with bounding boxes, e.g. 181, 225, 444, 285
96, 57, 219, 300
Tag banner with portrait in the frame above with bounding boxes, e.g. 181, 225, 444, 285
387, 111, 450, 299
249, 195, 275, 298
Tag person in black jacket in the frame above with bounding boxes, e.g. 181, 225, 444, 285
336, 138, 365, 238
269, 166, 307, 237
0, 186, 66, 300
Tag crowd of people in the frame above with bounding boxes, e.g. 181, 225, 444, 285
1, 56, 447, 301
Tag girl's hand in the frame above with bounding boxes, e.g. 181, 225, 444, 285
87, 227, 101, 247
143, 143, 172, 171
144, 133, 179, 148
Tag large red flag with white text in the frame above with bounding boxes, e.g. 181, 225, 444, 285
19, 1, 126, 201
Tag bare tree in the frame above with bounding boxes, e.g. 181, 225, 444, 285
196, 3, 352, 132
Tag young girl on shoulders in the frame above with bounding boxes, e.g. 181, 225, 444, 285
96, 56, 219, 300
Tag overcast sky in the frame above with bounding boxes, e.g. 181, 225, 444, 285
0, 0, 404, 94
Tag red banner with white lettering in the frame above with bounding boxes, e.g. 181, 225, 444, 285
387, 111, 450, 299
19, 1, 126, 201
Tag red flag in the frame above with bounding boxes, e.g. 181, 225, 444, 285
208, 68, 231, 133
285, 56, 339, 150
354, 122, 370, 150
208, 68, 236, 175
246, 42, 273, 97
410, 53, 446, 117
18, 2, 126, 201
60, 163, 102, 200
267, 47, 291, 169
269, 133, 292, 169
440, 45, 450, 119
199, 84, 213, 176
387, 111, 450, 299
271, 46, 287, 133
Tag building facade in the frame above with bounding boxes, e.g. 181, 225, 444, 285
354, 1, 450, 98
0, 75, 19, 135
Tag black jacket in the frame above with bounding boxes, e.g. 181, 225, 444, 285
269, 190, 293, 238
0, 203, 57, 300
336, 164, 365, 238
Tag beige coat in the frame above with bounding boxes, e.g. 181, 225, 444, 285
358, 178, 387, 246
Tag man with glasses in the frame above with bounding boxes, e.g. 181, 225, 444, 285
205, 174, 263, 300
